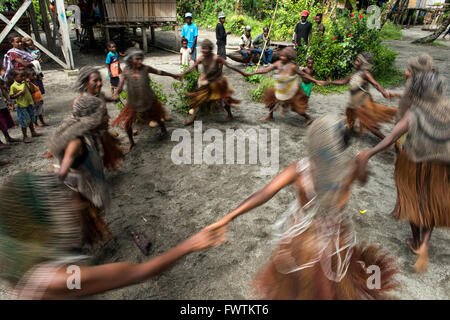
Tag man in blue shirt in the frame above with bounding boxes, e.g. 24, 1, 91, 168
181, 13, 199, 61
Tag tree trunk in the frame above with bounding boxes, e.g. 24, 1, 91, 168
412, 14, 450, 43
39, 0, 56, 53
379, 0, 397, 28
235, 0, 243, 15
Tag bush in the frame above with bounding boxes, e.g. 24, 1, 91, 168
243, 65, 262, 84
379, 21, 402, 40
251, 77, 274, 102
115, 78, 167, 110
169, 65, 200, 114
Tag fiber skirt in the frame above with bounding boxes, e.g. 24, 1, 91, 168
111, 99, 167, 130
254, 220, 399, 300
262, 86, 309, 115
393, 150, 450, 229
187, 76, 240, 112
346, 94, 397, 134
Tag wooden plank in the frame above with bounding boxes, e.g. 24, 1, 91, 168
39, 0, 56, 53
21, 0, 42, 43
55, 0, 75, 69
0, 0, 32, 44
142, 26, 147, 52
0, 14, 68, 69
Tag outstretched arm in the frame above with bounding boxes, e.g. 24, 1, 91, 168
210, 162, 299, 228
365, 71, 389, 99
147, 65, 180, 79
181, 57, 202, 77
41, 226, 226, 299
356, 111, 410, 181
327, 75, 351, 85
58, 138, 83, 180
223, 61, 247, 76
293, 65, 322, 84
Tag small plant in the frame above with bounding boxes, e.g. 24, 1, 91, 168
244, 66, 262, 84
170, 65, 200, 115
251, 77, 275, 102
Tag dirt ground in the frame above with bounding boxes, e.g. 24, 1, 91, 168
0, 26, 448, 300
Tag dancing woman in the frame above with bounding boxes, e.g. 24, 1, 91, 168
356, 70, 449, 273
209, 114, 398, 299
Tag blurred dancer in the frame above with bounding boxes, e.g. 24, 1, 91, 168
0, 173, 226, 299
112, 48, 179, 150
323, 52, 397, 139
48, 68, 124, 245
356, 70, 449, 273
244, 48, 323, 125
209, 114, 398, 299
181, 39, 246, 125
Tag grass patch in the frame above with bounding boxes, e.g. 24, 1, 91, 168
379, 22, 403, 41
417, 41, 446, 47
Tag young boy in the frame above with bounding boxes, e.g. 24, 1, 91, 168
299, 56, 316, 98
105, 42, 122, 96
26, 68, 49, 127
180, 38, 191, 66
9, 69, 43, 143
0, 66, 20, 148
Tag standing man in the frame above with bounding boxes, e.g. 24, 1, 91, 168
314, 13, 326, 36
181, 12, 199, 62
216, 12, 231, 60
252, 27, 273, 65
294, 10, 313, 47
239, 26, 254, 65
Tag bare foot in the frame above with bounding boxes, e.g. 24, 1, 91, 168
126, 143, 135, 152
261, 116, 274, 121
184, 118, 195, 126
413, 246, 429, 273
34, 124, 43, 130
23, 137, 32, 143
225, 115, 233, 122
149, 121, 158, 127
41, 122, 50, 127
406, 238, 420, 254
31, 132, 43, 137
110, 131, 119, 137
132, 129, 138, 136
164, 115, 172, 121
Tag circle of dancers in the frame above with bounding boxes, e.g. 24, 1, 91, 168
0, 43, 448, 299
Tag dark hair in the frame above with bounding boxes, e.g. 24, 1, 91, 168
182, 38, 188, 43
108, 41, 116, 48
316, 13, 323, 18
10, 69, 21, 78
24, 67, 36, 77
263, 27, 269, 33
306, 56, 314, 62
8, 33, 21, 43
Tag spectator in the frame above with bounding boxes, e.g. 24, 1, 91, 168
239, 26, 254, 65
253, 27, 273, 65
2, 33, 35, 83
180, 38, 191, 66
314, 13, 325, 36
215, 12, 231, 60
181, 12, 199, 62
294, 10, 313, 47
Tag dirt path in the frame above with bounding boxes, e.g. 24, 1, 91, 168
0, 26, 448, 300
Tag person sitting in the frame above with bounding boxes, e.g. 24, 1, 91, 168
252, 27, 273, 65
239, 26, 255, 65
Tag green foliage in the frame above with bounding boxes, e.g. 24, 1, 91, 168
169, 65, 200, 115
379, 21, 402, 40
243, 66, 262, 84
251, 77, 274, 102
150, 77, 168, 104
295, 9, 399, 82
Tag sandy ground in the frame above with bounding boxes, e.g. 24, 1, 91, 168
0, 26, 449, 300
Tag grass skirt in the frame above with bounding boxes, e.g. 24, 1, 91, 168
254, 220, 399, 300
262, 86, 309, 115
346, 94, 397, 134
393, 150, 450, 229
111, 99, 167, 131
187, 76, 240, 113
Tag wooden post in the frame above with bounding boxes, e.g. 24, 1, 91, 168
39, 0, 56, 53
55, 0, 75, 69
174, 24, 180, 50
0, 0, 32, 43
413, 10, 419, 25
105, 26, 110, 45
142, 26, 148, 52
151, 26, 155, 44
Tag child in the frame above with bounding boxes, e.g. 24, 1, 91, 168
322, 52, 396, 139
243, 48, 323, 125
9, 69, 43, 143
0, 66, 20, 148
105, 41, 121, 96
26, 68, 49, 127
112, 48, 180, 151
180, 38, 191, 66
22, 37, 45, 95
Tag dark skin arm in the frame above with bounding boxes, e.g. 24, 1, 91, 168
114, 67, 127, 96
146, 65, 181, 80
180, 56, 204, 77
292, 65, 322, 85
244, 64, 276, 76
356, 110, 410, 182
326, 75, 351, 85
365, 71, 390, 99
58, 138, 83, 180
221, 58, 247, 77
13, 55, 33, 68
39, 226, 226, 299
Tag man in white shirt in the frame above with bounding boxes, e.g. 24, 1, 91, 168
239, 26, 255, 65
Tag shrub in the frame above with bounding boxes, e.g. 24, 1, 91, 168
169, 65, 200, 114
243, 66, 262, 84
251, 77, 274, 102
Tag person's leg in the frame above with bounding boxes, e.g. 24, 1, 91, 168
414, 227, 433, 273
262, 104, 275, 120
223, 101, 233, 121
240, 49, 249, 62
28, 106, 41, 137
184, 107, 200, 126
126, 124, 135, 151
300, 113, 313, 126
266, 48, 273, 63
406, 222, 421, 252
2, 130, 20, 143
17, 107, 31, 143
157, 119, 167, 135
191, 45, 197, 62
